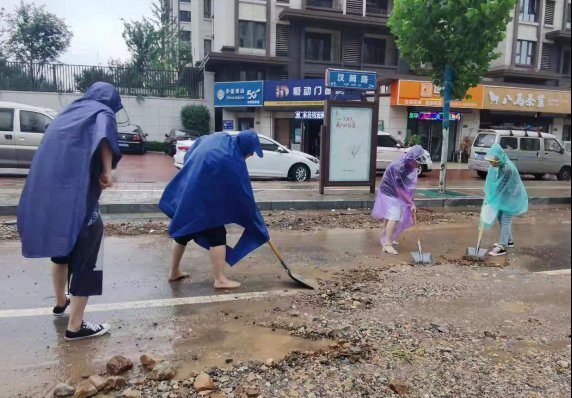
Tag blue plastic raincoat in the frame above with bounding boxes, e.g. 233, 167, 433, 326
483, 144, 528, 229
159, 131, 269, 266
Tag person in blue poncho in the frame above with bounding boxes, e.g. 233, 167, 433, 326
159, 130, 270, 289
18, 82, 123, 341
483, 144, 528, 257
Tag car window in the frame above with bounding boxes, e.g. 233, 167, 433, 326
20, 111, 51, 133
0, 108, 14, 131
175, 130, 188, 137
520, 138, 540, 151
377, 135, 397, 148
473, 134, 496, 148
259, 137, 279, 152
500, 137, 518, 150
544, 139, 562, 153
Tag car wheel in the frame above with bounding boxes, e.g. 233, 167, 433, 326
477, 170, 487, 179
533, 173, 545, 180
557, 166, 571, 181
169, 145, 176, 157
417, 164, 424, 175
289, 164, 310, 182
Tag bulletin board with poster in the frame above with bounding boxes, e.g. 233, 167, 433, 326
320, 101, 377, 194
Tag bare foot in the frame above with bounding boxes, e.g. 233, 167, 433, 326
214, 278, 241, 289
168, 271, 190, 282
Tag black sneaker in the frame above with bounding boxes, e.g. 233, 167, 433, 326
52, 298, 70, 317
64, 321, 110, 341
489, 246, 507, 257
495, 241, 514, 248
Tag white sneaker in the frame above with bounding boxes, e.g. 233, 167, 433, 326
489, 246, 507, 257
383, 245, 399, 255
494, 241, 514, 248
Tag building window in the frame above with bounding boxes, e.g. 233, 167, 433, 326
515, 40, 536, 66
204, 0, 212, 18
180, 30, 191, 42
363, 37, 386, 65
567, 3, 571, 30
239, 20, 266, 49
239, 68, 265, 81
180, 0, 191, 3
179, 10, 191, 22
204, 39, 212, 57
563, 125, 571, 142
519, 0, 539, 23
305, 31, 332, 61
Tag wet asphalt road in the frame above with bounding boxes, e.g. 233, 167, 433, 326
0, 211, 570, 396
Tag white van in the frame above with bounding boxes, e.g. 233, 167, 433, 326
468, 128, 571, 181
0, 102, 56, 169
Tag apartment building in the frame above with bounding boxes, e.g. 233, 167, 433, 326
170, 0, 571, 157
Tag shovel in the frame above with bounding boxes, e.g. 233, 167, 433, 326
465, 224, 487, 260
411, 210, 432, 265
268, 240, 316, 290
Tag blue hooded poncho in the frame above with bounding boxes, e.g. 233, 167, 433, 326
18, 82, 123, 258
158, 130, 269, 266
482, 144, 528, 229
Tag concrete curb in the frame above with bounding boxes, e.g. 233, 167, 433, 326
2, 196, 568, 216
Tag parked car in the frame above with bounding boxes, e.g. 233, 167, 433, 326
174, 131, 320, 182
0, 101, 56, 169
164, 129, 200, 156
376, 132, 433, 175
117, 124, 148, 155
468, 128, 571, 181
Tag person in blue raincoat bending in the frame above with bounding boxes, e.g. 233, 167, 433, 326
483, 144, 529, 257
159, 130, 270, 289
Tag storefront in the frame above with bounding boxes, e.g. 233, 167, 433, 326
390, 80, 483, 161
479, 85, 571, 137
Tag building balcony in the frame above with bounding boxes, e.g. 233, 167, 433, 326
303, 0, 391, 17
281, 6, 389, 29
546, 29, 572, 44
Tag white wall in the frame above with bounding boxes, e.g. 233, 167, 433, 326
379, 98, 408, 139
213, 0, 235, 50
0, 88, 214, 142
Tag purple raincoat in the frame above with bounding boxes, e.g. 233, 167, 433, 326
372, 145, 425, 243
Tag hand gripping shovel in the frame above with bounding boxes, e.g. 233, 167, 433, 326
268, 240, 315, 290
411, 210, 432, 265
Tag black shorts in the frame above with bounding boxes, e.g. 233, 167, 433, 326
174, 226, 227, 248
51, 256, 69, 265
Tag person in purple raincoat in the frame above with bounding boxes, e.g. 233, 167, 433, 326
18, 82, 123, 341
372, 145, 428, 255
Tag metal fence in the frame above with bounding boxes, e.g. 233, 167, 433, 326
0, 61, 204, 98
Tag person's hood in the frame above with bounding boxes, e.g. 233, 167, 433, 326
403, 145, 425, 167
485, 144, 507, 166
81, 82, 124, 113
236, 130, 263, 158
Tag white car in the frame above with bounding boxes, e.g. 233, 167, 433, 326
376, 132, 433, 175
174, 132, 320, 181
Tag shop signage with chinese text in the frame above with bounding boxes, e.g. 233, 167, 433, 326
214, 81, 264, 107
391, 80, 483, 109
408, 111, 461, 121
264, 79, 329, 106
295, 110, 325, 120
482, 86, 571, 114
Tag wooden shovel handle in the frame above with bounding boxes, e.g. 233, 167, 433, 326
268, 240, 287, 264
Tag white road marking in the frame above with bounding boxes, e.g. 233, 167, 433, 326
0, 290, 298, 319
534, 269, 571, 276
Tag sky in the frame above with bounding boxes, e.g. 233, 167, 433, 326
1, 0, 154, 65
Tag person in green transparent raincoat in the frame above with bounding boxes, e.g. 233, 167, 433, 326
483, 144, 529, 256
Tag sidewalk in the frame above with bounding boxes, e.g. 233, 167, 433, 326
0, 177, 569, 216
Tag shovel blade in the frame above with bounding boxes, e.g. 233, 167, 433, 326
466, 247, 488, 259
411, 251, 433, 265
287, 270, 316, 290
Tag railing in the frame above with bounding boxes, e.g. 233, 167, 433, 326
0, 61, 204, 98
365, 1, 390, 17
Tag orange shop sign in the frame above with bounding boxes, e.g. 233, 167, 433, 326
483, 86, 571, 114
391, 80, 484, 109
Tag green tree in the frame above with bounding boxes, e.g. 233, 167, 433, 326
181, 105, 211, 135
1, 1, 72, 86
389, 0, 516, 192
121, 18, 158, 71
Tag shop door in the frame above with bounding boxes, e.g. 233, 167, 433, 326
417, 121, 457, 162
238, 118, 254, 131
274, 119, 290, 148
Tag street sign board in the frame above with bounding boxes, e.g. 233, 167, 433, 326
325, 69, 377, 90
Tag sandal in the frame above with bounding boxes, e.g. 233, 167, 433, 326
383, 245, 399, 255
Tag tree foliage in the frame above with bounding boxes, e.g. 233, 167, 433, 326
181, 105, 211, 135
0, 1, 72, 65
388, 0, 517, 99
121, 0, 192, 71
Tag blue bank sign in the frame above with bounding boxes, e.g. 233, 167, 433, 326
325, 69, 378, 90
264, 79, 330, 106
214, 81, 264, 107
